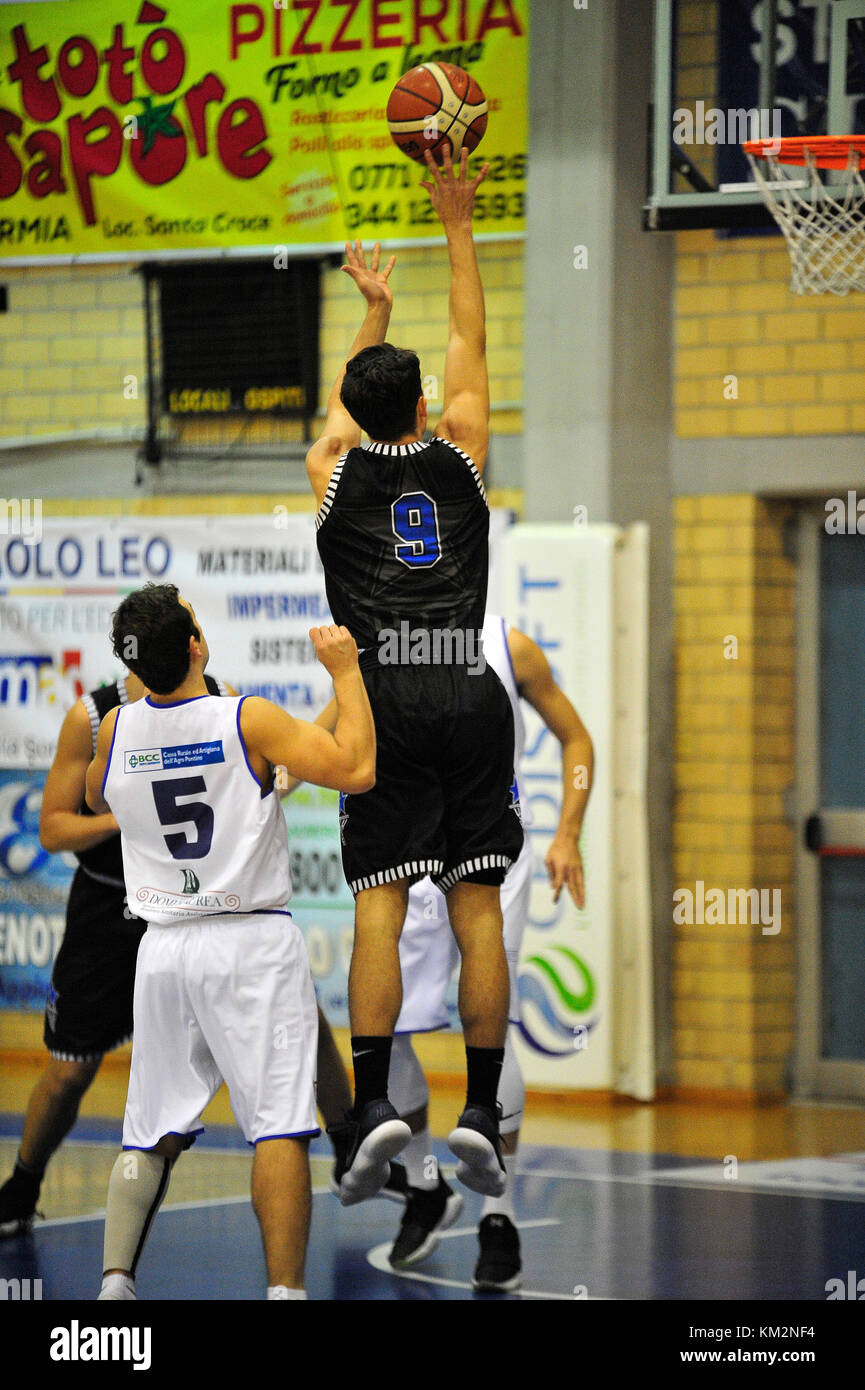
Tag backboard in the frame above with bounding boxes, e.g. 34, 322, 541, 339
645, 0, 865, 230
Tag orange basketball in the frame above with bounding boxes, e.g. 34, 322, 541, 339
387, 62, 487, 166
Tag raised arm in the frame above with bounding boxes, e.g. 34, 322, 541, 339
276, 697, 338, 797
41, 700, 119, 851
509, 628, 594, 907
305, 242, 396, 508
85, 706, 120, 817
422, 146, 490, 471
240, 627, 375, 794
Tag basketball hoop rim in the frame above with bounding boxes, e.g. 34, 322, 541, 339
743, 135, 865, 171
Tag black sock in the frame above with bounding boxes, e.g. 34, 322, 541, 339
351, 1035, 393, 1112
465, 1046, 505, 1112
13, 1157, 44, 1188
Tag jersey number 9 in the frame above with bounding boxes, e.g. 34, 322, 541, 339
392, 491, 441, 569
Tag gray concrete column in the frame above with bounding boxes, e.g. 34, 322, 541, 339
523, 0, 675, 1083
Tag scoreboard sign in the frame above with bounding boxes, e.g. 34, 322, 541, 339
154, 259, 319, 417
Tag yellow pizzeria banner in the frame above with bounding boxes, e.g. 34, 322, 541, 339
0, 0, 528, 262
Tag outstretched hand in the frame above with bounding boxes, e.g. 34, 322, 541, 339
341, 240, 396, 307
421, 145, 489, 229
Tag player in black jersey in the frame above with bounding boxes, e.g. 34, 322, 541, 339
308, 147, 523, 1204
0, 670, 232, 1238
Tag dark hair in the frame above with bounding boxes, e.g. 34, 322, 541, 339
339, 343, 423, 442
110, 583, 200, 695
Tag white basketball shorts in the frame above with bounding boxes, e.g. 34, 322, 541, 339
122, 913, 319, 1149
395, 835, 534, 1034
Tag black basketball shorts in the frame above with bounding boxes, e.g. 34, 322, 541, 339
44, 868, 147, 1062
339, 656, 524, 896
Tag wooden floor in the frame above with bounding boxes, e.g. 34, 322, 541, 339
5, 1035, 865, 1305
9, 1032, 865, 1161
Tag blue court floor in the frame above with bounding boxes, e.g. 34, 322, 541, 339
2, 1116, 864, 1301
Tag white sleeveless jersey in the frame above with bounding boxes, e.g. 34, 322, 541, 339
482, 611, 525, 791
103, 694, 291, 925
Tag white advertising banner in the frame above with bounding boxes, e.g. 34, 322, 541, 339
0, 511, 342, 1014
498, 524, 653, 1097
0, 509, 516, 1026
0, 513, 333, 769
0, 512, 652, 1099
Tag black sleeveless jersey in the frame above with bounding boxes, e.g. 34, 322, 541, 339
75, 672, 227, 886
315, 436, 490, 649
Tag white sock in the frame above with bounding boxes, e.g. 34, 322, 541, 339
388, 1035, 430, 1115
498, 1033, 525, 1133
267, 1286, 307, 1300
403, 1129, 438, 1190
481, 1153, 517, 1221
98, 1272, 136, 1301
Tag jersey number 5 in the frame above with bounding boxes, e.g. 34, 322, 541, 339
392, 491, 441, 569
152, 776, 214, 860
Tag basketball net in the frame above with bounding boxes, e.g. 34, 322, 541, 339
743, 139, 865, 296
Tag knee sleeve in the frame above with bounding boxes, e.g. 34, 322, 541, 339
103, 1149, 173, 1276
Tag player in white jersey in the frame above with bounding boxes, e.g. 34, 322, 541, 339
85, 583, 377, 1301
386, 616, 594, 1290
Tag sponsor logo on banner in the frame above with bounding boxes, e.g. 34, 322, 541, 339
0, 0, 527, 259
0, 773, 71, 1011
124, 748, 162, 773
162, 740, 224, 769
516, 945, 600, 1058
0, 777, 52, 878
135, 886, 240, 915
124, 741, 224, 773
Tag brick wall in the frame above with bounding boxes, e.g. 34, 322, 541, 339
676, 234, 865, 437
669, 0, 858, 1095
674, 0, 718, 190
673, 494, 796, 1095
672, 0, 865, 440
0, 264, 145, 439
0, 242, 523, 445
321, 241, 524, 438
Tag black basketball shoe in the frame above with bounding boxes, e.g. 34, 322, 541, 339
447, 1103, 506, 1197
0, 1164, 42, 1239
473, 1214, 522, 1292
389, 1175, 464, 1268
329, 1129, 409, 1205
330, 1100, 411, 1207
